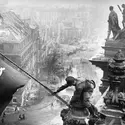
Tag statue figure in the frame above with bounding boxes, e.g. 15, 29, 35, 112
53, 76, 105, 125
106, 6, 121, 40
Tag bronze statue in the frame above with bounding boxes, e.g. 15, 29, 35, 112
106, 6, 121, 40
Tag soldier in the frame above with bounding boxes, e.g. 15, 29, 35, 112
0, 14, 3, 26
22, 114, 25, 120
2, 112, 5, 118
53, 76, 99, 125
1, 112, 5, 124
19, 114, 25, 120
122, 4, 125, 28
51, 102, 54, 110
1, 118, 4, 123
106, 6, 121, 40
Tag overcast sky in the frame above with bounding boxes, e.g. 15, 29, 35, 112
4, 0, 125, 6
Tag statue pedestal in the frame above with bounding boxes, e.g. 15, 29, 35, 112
103, 39, 125, 58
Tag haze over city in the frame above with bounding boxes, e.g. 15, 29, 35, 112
0, 0, 123, 6
0, 0, 125, 125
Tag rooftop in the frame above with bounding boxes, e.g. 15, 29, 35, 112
0, 11, 31, 43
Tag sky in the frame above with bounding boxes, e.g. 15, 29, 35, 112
4, 0, 125, 6
0, 0, 124, 28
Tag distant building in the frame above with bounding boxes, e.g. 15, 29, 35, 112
0, 11, 40, 106
59, 21, 81, 44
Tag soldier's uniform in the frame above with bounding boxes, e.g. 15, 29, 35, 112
53, 76, 98, 125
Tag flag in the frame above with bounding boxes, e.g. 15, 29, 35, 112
0, 58, 29, 115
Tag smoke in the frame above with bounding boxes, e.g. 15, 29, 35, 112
91, 67, 103, 104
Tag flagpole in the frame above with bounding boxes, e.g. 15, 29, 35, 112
0, 52, 70, 108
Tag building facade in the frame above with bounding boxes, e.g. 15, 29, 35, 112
0, 11, 40, 106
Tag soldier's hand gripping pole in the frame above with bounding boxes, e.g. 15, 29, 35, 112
0, 52, 71, 108
53, 84, 69, 94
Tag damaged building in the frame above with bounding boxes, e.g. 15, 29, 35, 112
0, 11, 41, 107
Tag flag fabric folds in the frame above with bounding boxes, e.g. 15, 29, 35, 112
0, 58, 29, 115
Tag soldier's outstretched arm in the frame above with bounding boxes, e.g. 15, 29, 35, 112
52, 76, 76, 95
53, 84, 70, 94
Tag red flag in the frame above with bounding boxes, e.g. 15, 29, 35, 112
0, 58, 29, 115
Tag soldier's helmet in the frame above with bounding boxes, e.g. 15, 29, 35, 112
86, 79, 95, 88
75, 78, 96, 92
83, 79, 96, 92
